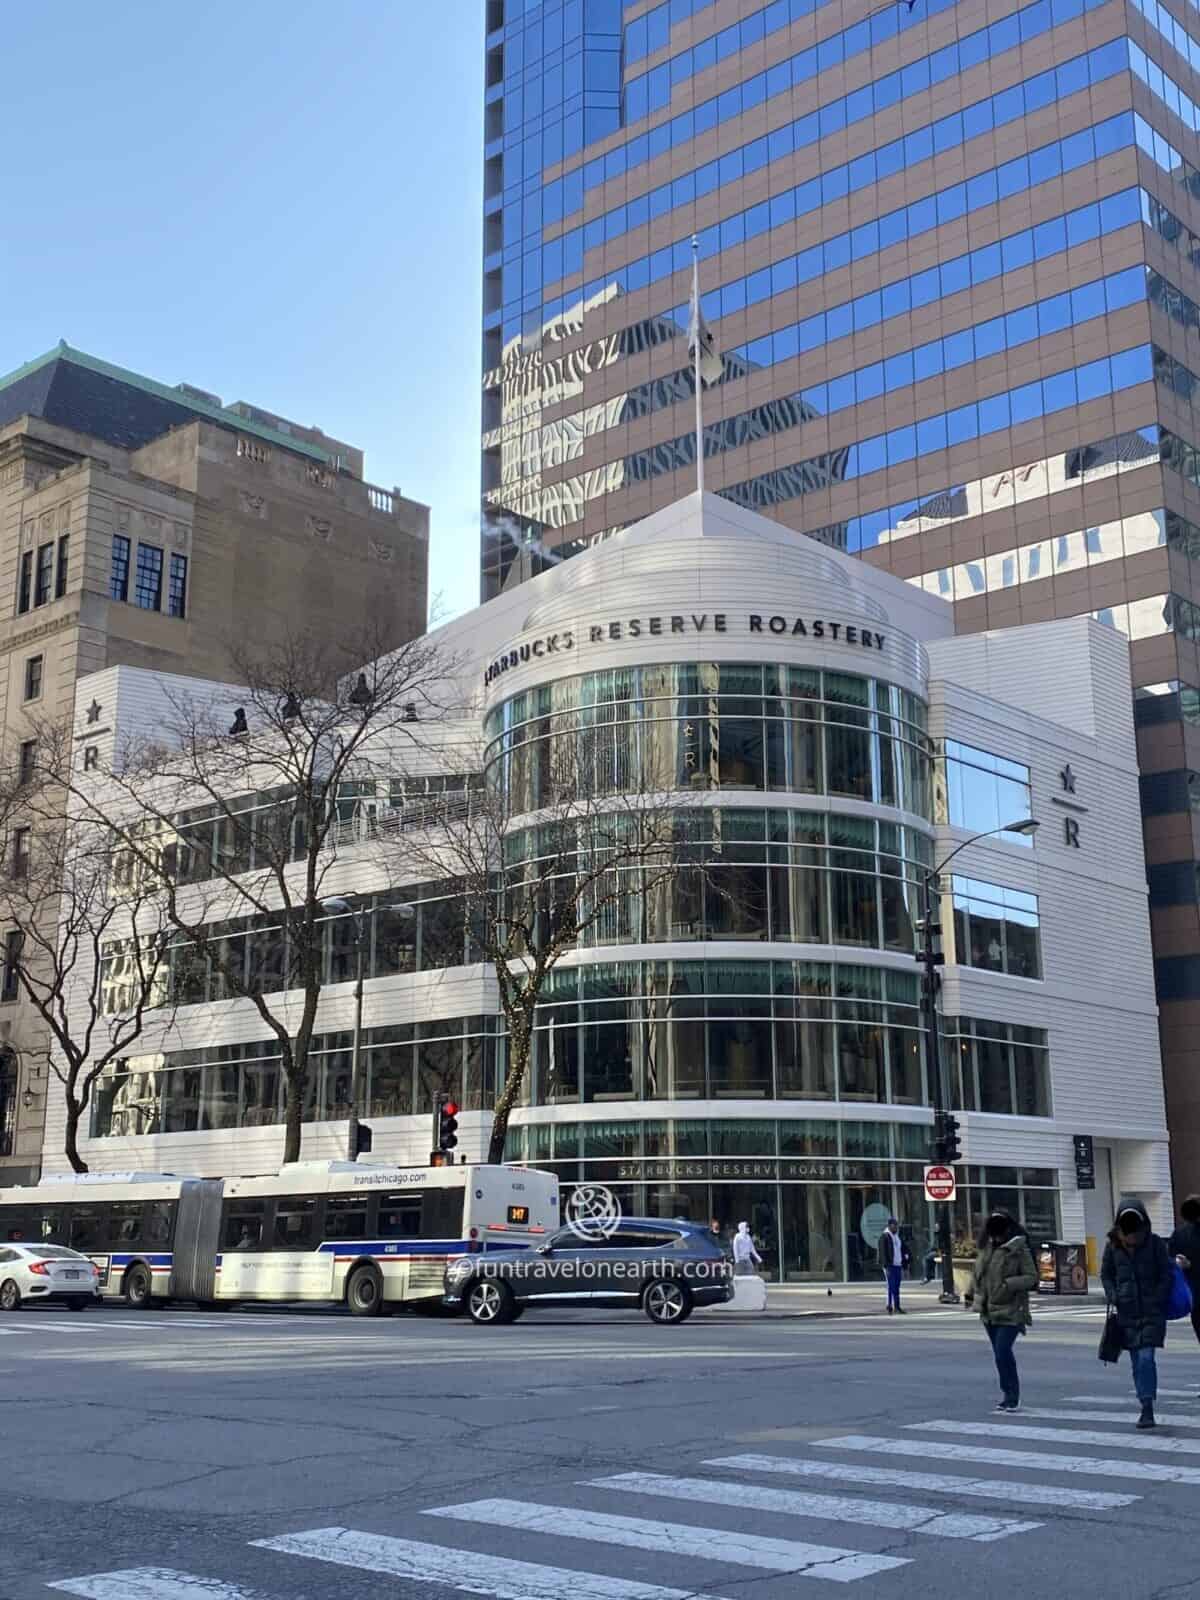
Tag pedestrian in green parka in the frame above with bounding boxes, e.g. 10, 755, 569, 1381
964, 1210, 1038, 1412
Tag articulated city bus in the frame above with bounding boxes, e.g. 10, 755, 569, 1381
0, 1161, 559, 1314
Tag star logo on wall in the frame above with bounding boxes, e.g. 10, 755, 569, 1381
86, 700, 102, 725
1060, 764, 1076, 793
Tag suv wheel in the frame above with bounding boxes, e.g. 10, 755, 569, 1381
644, 1279, 692, 1325
467, 1279, 516, 1325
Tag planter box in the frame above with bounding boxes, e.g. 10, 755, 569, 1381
952, 1259, 976, 1299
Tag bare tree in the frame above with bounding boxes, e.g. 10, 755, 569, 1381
0, 790, 174, 1172
385, 727, 689, 1165
43, 624, 454, 1164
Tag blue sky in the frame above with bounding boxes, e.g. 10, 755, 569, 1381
2, 3, 484, 625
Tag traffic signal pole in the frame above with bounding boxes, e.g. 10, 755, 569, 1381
346, 913, 365, 1162
916, 819, 1038, 1306
919, 867, 960, 1305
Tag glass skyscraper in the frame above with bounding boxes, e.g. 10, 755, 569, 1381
480, 0, 1200, 1185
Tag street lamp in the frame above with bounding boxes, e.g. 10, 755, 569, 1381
917, 818, 1039, 1303
320, 895, 414, 1160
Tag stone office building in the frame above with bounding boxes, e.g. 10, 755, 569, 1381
0, 342, 429, 1183
51, 495, 1170, 1281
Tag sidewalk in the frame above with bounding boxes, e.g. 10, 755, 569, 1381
701, 1279, 1108, 1320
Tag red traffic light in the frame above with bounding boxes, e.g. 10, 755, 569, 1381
443, 1101, 459, 1118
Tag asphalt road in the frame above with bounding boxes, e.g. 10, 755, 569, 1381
3, 1298, 1199, 1600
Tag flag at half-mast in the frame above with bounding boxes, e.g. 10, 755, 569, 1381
688, 245, 724, 387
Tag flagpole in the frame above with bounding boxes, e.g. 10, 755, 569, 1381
691, 235, 704, 496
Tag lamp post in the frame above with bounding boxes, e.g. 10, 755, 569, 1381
918, 817, 1039, 1303
320, 895, 414, 1160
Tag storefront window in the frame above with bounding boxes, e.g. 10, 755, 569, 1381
950, 876, 1042, 978
515, 961, 1059, 1116
775, 1011, 836, 1099
780, 1184, 840, 1280
944, 1016, 1052, 1116
91, 1018, 497, 1138
511, 808, 932, 955
486, 663, 931, 816
936, 740, 1034, 841
711, 1182, 780, 1277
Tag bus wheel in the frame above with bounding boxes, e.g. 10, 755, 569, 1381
346, 1265, 384, 1317
124, 1265, 153, 1309
466, 1279, 516, 1326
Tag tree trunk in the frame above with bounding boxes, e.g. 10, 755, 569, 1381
63, 1101, 88, 1174
282, 1072, 304, 1164
487, 1023, 532, 1165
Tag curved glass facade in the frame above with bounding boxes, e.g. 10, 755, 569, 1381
506, 809, 931, 954
480, 639, 1054, 1279
512, 959, 1051, 1116
485, 662, 930, 815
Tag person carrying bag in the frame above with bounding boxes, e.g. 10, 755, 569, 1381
1101, 1198, 1172, 1430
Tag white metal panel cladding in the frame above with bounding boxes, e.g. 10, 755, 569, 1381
519, 493, 956, 638
927, 616, 1137, 744
930, 614, 1164, 1162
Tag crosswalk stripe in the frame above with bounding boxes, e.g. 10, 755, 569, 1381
253, 1526, 737, 1599
13, 1319, 242, 1332
49, 1568, 261, 1599
815, 1434, 1200, 1485
1018, 1407, 1200, 1429
1068, 1392, 1200, 1403
911, 1419, 1200, 1457
423, 1497, 907, 1583
588, 1471, 1040, 1542
705, 1452, 1138, 1510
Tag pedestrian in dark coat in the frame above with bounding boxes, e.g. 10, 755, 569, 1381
1168, 1195, 1200, 1390
1101, 1197, 1172, 1429
964, 1210, 1038, 1411
879, 1218, 911, 1314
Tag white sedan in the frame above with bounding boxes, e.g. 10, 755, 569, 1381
0, 1243, 100, 1311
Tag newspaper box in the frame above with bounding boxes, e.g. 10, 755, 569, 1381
1036, 1240, 1089, 1295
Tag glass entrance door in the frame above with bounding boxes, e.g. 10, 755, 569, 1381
780, 1185, 841, 1281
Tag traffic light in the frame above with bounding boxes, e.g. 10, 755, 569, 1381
942, 1113, 963, 1164
431, 1094, 459, 1166
355, 1123, 373, 1156
915, 915, 945, 965
930, 1110, 963, 1165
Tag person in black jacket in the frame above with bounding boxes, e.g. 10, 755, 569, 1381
1101, 1198, 1172, 1429
1168, 1194, 1200, 1389
879, 1218, 911, 1314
